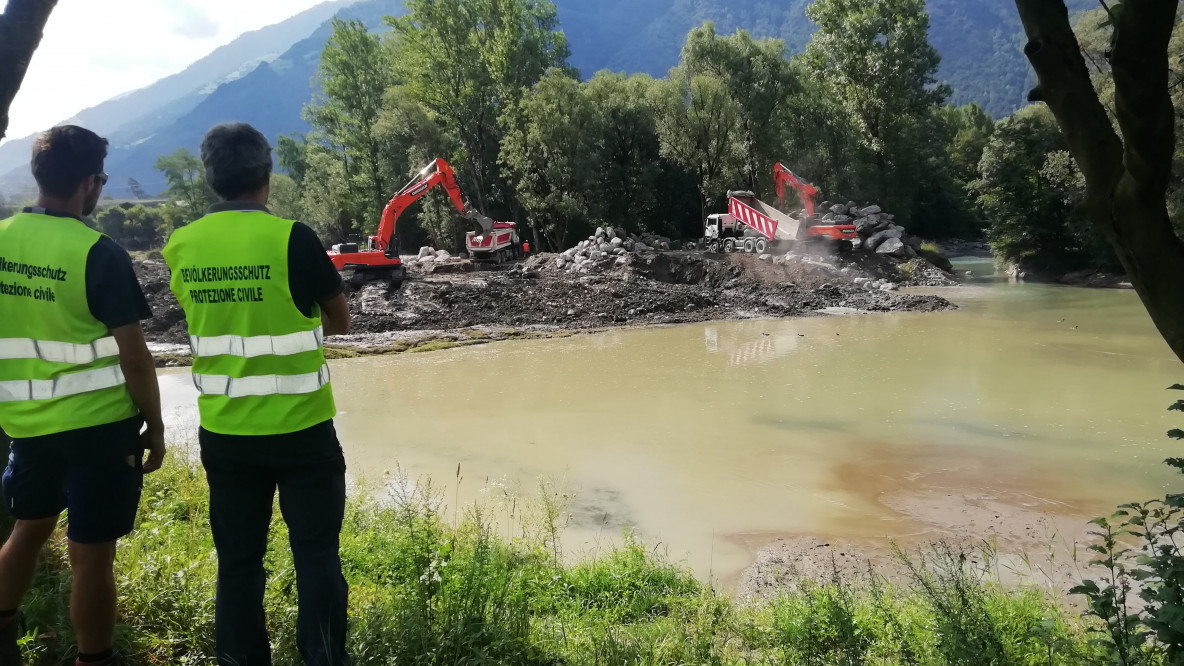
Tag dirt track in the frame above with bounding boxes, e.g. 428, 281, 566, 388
136, 250, 955, 352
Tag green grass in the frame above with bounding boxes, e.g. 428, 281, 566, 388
14, 456, 1102, 665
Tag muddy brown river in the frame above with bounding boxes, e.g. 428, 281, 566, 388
158, 277, 1182, 581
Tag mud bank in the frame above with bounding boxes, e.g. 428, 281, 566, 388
136, 250, 955, 363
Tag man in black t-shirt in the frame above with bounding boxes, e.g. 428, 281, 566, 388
0, 126, 165, 666
165, 123, 351, 666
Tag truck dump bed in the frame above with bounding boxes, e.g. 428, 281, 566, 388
728, 194, 802, 242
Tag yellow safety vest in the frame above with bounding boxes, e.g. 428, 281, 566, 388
0, 211, 138, 438
163, 210, 335, 436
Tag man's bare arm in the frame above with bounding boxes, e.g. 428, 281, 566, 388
111, 323, 165, 473
319, 293, 351, 336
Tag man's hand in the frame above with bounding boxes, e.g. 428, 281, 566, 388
141, 423, 166, 474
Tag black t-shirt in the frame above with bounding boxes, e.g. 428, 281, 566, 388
287, 220, 345, 317
87, 236, 153, 328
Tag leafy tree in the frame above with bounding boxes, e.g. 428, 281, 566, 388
501, 70, 599, 250
972, 105, 1105, 272
154, 148, 213, 224
127, 178, 147, 200
388, 0, 570, 215
299, 149, 355, 243
276, 135, 310, 185
582, 72, 683, 236
804, 0, 949, 218
268, 173, 304, 222
91, 204, 166, 250
1015, 0, 1184, 363
679, 23, 800, 197
940, 103, 995, 187
652, 74, 744, 223
305, 19, 400, 230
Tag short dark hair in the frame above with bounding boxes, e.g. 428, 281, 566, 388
200, 122, 272, 200
31, 126, 108, 199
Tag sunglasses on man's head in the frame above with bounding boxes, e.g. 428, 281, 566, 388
95, 173, 109, 187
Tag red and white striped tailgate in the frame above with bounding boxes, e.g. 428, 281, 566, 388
728, 197, 778, 240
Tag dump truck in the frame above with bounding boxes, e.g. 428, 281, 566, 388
701, 164, 858, 253
465, 217, 521, 263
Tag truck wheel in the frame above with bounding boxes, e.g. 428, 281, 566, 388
755, 239, 768, 253
743, 238, 756, 253
723, 238, 736, 253
707, 240, 720, 253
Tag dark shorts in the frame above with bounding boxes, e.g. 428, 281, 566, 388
3, 416, 145, 544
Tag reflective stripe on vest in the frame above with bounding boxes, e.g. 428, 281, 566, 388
0, 336, 119, 364
0, 365, 126, 403
190, 327, 324, 358
192, 363, 330, 399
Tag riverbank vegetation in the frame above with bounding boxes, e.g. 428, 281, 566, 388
8, 453, 1111, 665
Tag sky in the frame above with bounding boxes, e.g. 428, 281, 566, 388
4, 0, 330, 142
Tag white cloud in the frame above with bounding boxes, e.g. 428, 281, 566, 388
3, 0, 331, 143
166, 1, 221, 39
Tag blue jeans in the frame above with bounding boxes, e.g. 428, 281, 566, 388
199, 421, 349, 666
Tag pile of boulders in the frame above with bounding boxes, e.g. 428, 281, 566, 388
803, 201, 923, 260
407, 246, 461, 268
553, 227, 675, 273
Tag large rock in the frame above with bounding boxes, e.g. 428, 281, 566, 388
904, 236, 922, 250
596, 226, 607, 238
855, 217, 879, 235
434, 250, 452, 261
634, 242, 649, 253
610, 237, 623, 248
860, 204, 882, 216
555, 258, 567, 269
418, 246, 435, 259
758, 253, 772, 262
830, 204, 848, 216
599, 243, 612, 253
866, 227, 902, 251
875, 238, 908, 257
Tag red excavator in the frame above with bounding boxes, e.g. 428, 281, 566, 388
327, 158, 506, 287
773, 162, 820, 218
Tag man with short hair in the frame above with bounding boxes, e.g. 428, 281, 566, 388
0, 125, 166, 666
163, 122, 351, 666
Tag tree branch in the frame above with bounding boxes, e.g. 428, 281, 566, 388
0, 0, 58, 141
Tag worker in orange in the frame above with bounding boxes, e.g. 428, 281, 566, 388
0, 126, 165, 666
163, 123, 352, 666
523, 241, 531, 255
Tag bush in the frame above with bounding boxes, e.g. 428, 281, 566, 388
1071, 384, 1184, 665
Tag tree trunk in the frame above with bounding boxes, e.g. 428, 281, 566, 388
1015, 0, 1184, 364
0, 0, 57, 141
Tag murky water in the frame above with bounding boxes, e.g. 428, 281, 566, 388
159, 279, 1181, 579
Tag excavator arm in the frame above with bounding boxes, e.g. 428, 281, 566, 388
773, 162, 820, 219
372, 158, 492, 256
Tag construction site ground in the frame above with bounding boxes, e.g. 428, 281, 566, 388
136, 249, 955, 366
